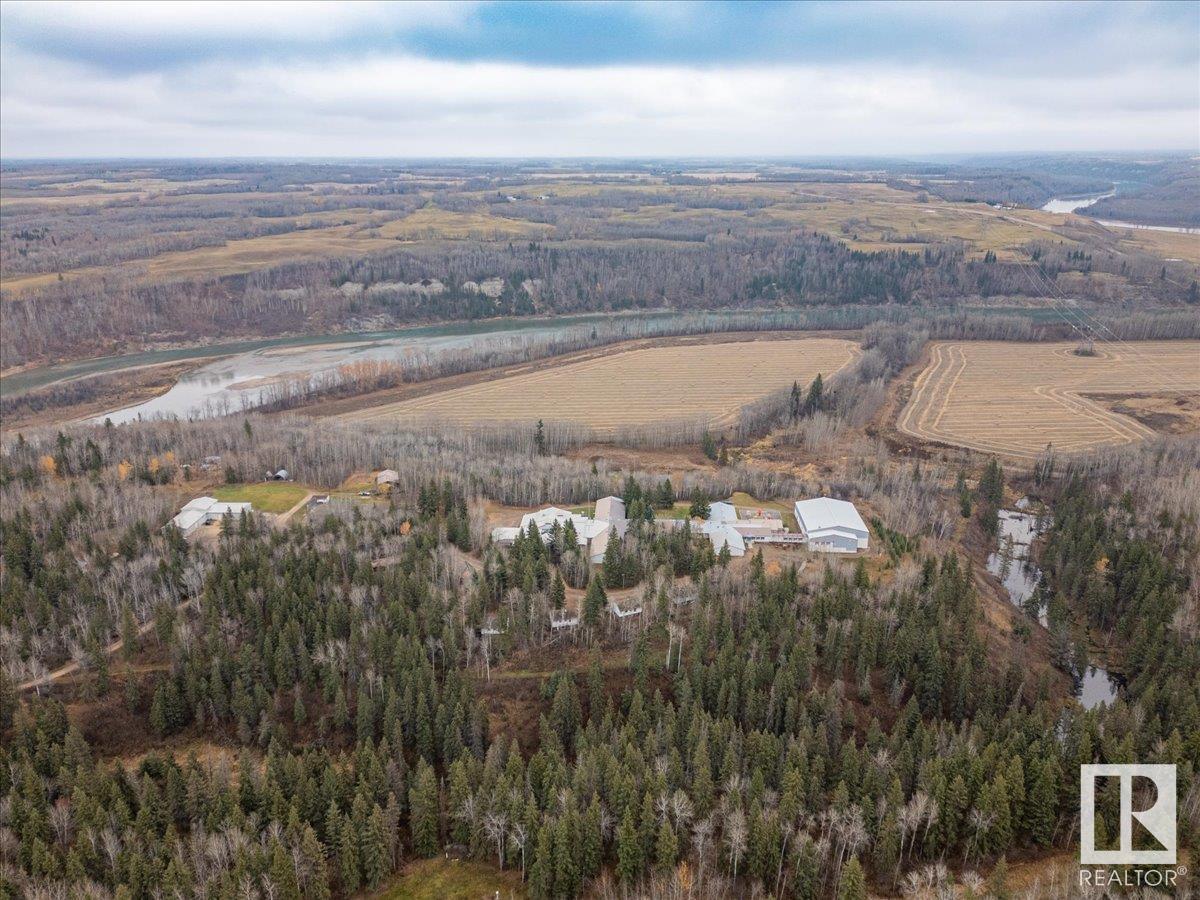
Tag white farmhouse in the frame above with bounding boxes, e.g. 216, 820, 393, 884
490, 500, 628, 564
792, 497, 869, 553
171, 497, 253, 536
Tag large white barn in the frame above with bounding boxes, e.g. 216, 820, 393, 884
792, 497, 869, 553
171, 496, 253, 535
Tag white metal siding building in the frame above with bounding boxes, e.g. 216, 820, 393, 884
171, 497, 253, 536
793, 497, 869, 553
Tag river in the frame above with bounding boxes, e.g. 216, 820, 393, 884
1040, 191, 1115, 214
86, 311, 709, 425
1, 313, 643, 398
95, 322, 590, 424
1041, 190, 1198, 234
5, 304, 1083, 421
10, 308, 835, 424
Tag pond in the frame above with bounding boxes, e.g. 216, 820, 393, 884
986, 499, 1122, 710
1077, 665, 1121, 710
986, 506, 1047, 625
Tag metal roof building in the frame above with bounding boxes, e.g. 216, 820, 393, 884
702, 522, 746, 557
707, 501, 738, 524
793, 497, 869, 553
594, 496, 626, 523
171, 497, 253, 536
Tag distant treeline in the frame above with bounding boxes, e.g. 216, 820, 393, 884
5, 224, 1196, 366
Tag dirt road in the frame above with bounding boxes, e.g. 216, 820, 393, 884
19, 598, 195, 693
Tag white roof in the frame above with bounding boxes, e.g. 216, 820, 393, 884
172, 509, 208, 531
707, 501, 737, 523
376, 469, 400, 482
182, 496, 219, 512
575, 518, 610, 541
589, 527, 612, 562
706, 523, 745, 556
518, 507, 610, 546
491, 526, 522, 542
172, 498, 251, 531
730, 519, 783, 535
793, 497, 868, 536
520, 507, 575, 530
594, 496, 626, 522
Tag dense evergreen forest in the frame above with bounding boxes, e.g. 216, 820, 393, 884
1, 409, 1196, 898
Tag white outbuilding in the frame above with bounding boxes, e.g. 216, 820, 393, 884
171, 497, 253, 536
793, 497, 869, 553
702, 522, 746, 557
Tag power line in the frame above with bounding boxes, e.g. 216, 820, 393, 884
1013, 258, 1186, 398
1011, 255, 1188, 396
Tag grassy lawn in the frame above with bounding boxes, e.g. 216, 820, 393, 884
375, 858, 525, 900
212, 482, 309, 514
654, 502, 694, 520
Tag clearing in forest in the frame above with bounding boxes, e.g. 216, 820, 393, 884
897, 340, 1200, 458
212, 482, 311, 514
341, 338, 859, 432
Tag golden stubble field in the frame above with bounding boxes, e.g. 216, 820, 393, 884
897, 340, 1200, 458
340, 338, 860, 432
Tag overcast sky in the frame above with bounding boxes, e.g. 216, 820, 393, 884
2, 0, 1197, 158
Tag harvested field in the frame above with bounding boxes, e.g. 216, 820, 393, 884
340, 338, 859, 432
897, 340, 1200, 458
374, 205, 552, 240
